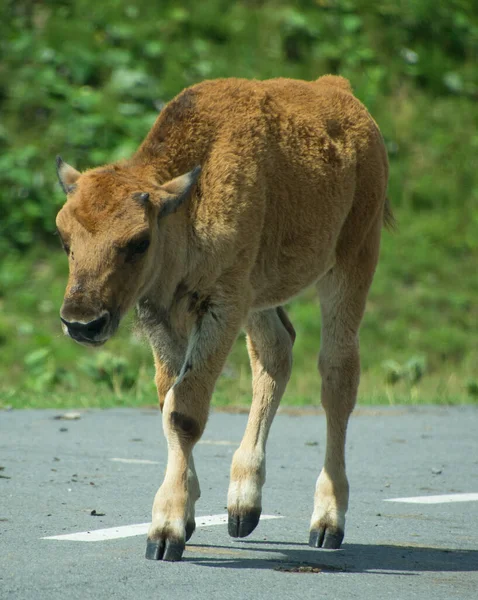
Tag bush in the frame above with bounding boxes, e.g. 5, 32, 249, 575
1, 1, 477, 406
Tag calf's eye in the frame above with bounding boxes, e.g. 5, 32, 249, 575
122, 237, 150, 262
129, 239, 150, 254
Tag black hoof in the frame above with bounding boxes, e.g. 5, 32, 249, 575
145, 537, 185, 561
228, 509, 261, 538
146, 539, 164, 560
308, 527, 344, 549
185, 520, 196, 542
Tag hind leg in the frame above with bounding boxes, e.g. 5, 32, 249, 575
309, 222, 381, 549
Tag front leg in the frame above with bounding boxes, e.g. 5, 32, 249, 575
228, 307, 294, 537
146, 287, 249, 561
147, 310, 200, 542
152, 350, 200, 543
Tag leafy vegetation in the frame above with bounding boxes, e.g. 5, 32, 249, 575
1, 0, 477, 408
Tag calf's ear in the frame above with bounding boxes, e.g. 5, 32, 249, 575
157, 166, 201, 218
56, 156, 81, 194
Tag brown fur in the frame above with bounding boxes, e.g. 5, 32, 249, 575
56, 75, 390, 560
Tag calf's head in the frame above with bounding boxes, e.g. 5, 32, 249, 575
55, 157, 200, 346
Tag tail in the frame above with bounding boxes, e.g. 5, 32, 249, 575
383, 196, 397, 231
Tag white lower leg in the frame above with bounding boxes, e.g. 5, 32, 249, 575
309, 345, 358, 548
310, 417, 349, 536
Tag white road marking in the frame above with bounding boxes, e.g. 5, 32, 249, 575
42, 514, 282, 542
385, 493, 478, 504
110, 458, 160, 465
198, 440, 236, 446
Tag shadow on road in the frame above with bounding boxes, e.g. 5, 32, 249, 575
185, 541, 478, 573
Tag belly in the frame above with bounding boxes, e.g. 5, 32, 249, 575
250, 243, 336, 309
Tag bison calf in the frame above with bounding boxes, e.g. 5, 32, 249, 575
55, 75, 391, 561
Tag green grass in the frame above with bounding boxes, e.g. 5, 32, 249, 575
1, 1, 477, 408
1, 201, 477, 409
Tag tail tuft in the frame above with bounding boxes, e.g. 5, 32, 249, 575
383, 197, 397, 231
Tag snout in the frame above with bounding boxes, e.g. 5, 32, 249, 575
60, 311, 112, 346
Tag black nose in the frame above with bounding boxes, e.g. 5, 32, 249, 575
61, 313, 110, 342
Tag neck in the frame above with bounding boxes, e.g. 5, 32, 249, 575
141, 205, 194, 311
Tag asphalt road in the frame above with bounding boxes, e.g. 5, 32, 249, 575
1, 406, 477, 599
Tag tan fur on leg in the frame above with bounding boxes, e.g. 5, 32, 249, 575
228, 307, 294, 537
